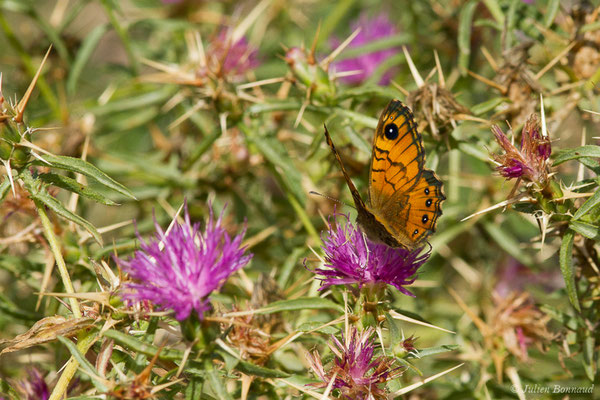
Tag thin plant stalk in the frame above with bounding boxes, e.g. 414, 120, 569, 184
35, 200, 82, 319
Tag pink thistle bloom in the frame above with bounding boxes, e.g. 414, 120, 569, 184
313, 214, 429, 296
491, 113, 551, 186
118, 203, 252, 321
332, 13, 400, 85
15, 368, 49, 400
307, 327, 402, 399
202, 29, 259, 81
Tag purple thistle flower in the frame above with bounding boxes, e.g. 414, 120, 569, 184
118, 203, 252, 321
491, 113, 551, 186
307, 327, 402, 399
313, 214, 429, 296
331, 13, 400, 85
15, 368, 49, 400
202, 29, 259, 81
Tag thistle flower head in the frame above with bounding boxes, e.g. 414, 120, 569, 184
490, 291, 555, 362
202, 29, 259, 81
118, 203, 252, 321
313, 214, 429, 296
307, 327, 402, 399
15, 368, 49, 400
332, 13, 400, 85
491, 113, 551, 187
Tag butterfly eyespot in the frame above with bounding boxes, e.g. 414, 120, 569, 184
422, 215, 428, 223
413, 229, 419, 236
424, 188, 430, 195
426, 199, 432, 207
384, 123, 399, 140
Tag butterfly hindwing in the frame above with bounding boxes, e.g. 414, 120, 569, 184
402, 169, 445, 243
368, 100, 425, 210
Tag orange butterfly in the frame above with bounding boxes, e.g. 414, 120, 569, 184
324, 100, 445, 249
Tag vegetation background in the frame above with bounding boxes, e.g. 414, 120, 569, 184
0, 0, 598, 399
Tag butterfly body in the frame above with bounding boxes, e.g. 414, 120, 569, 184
325, 100, 445, 249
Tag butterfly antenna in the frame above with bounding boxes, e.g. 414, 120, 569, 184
309, 191, 356, 210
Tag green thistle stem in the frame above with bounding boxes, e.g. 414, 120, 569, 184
100, 0, 139, 74
35, 200, 82, 319
48, 330, 97, 400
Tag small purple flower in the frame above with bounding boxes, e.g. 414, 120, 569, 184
203, 29, 259, 81
307, 327, 402, 399
491, 113, 551, 186
313, 214, 429, 296
331, 13, 400, 85
118, 203, 252, 321
15, 368, 49, 400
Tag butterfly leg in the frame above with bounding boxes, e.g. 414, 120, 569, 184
360, 230, 371, 268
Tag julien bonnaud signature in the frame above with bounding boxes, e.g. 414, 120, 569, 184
511, 383, 595, 395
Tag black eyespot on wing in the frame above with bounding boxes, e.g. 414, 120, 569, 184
384, 123, 399, 140
422, 215, 428, 223
426, 199, 432, 207
413, 229, 418, 236
425, 188, 430, 195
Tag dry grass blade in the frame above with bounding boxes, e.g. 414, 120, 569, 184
389, 363, 464, 397
388, 309, 455, 334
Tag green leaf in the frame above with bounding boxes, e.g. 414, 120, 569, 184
247, 101, 302, 115
458, 1, 477, 74
569, 220, 600, 240
39, 173, 117, 205
482, 0, 504, 24
336, 34, 409, 61
67, 23, 108, 95
36, 154, 135, 200
277, 247, 305, 289
471, 97, 508, 115
573, 189, 600, 220
57, 335, 109, 393
24, 179, 102, 245
102, 329, 185, 361
296, 321, 338, 335
256, 297, 344, 314
236, 360, 289, 378
385, 312, 401, 350
342, 125, 371, 155
553, 146, 600, 166
241, 124, 305, 206
207, 366, 233, 400
483, 220, 533, 266
559, 230, 580, 312
544, 0, 560, 27
185, 377, 203, 400
410, 344, 460, 358
583, 332, 596, 381
337, 85, 400, 102
0, 177, 10, 201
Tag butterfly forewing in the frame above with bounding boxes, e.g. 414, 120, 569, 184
324, 99, 444, 250
368, 101, 425, 210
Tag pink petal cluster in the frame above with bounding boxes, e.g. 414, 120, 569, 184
491, 114, 551, 186
313, 214, 429, 296
118, 204, 252, 321
307, 327, 402, 399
